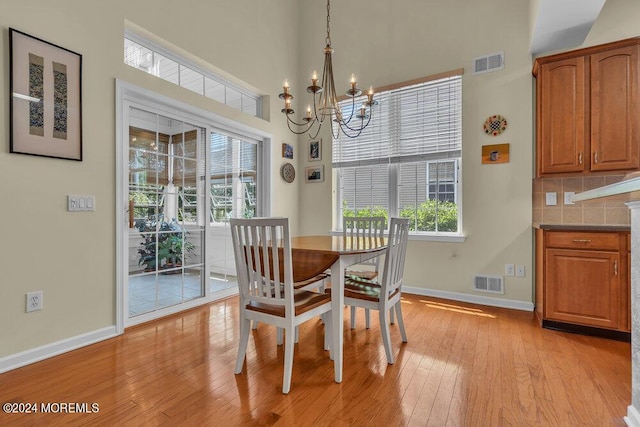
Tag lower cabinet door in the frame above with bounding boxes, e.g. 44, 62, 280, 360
545, 248, 621, 329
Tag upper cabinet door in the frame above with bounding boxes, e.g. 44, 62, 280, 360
590, 45, 640, 172
538, 57, 587, 175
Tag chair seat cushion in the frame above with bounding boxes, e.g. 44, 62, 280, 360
344, 270, 378, 280
246, 289, 330, 317
343, 276, 382, 301
330, 275, 400, 303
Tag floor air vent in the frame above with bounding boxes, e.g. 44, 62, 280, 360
473, 51, 504, 75
473, 274, 504, 294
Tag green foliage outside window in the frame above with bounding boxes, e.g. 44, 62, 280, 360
343, 200, 458, 232
400, 200, 458, 232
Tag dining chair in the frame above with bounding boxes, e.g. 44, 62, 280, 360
342, 217, 410, 364
342, 216, 386, 328
230, 217, 332, 394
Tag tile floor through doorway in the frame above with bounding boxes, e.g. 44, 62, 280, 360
129, 273, 237, 317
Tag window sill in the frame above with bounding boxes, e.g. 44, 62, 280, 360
329, 230, 466, 243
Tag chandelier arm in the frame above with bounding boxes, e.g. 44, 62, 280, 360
336, 120, 364, 139
337, 108, 373, 133
339, 95, 359, 126
285, 116, 317, 135
335, 109, 374, 138
286, 114, 316, 128
311, 91, 326, 126
308, 121, 323, 140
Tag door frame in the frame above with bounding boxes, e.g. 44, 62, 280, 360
115, 80, 272, 333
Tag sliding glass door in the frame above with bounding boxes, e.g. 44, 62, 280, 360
127, 107, 206, 318
208, 131, 258, 293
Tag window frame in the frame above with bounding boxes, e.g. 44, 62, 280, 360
332, 70, 465, 241
124, 31, 263, 119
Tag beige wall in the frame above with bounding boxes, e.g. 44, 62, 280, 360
296, 0, 640, 304
1, 0, 639, 361
298, 0, 535, 302
0, 0, 299, 358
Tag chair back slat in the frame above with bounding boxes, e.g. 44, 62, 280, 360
380, 218, 410, 297
343, 216, 386, 265
230, 218, 294, 311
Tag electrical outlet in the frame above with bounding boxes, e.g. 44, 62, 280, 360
564, 192, 575, 205
516, 265, 526, 278
545, 192, 557, 206
505, 264, 515, 277
26, 291, 43, 312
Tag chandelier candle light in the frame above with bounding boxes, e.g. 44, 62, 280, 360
279, 0, 377, 139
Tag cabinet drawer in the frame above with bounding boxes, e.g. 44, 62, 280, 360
545, 231, 620, 250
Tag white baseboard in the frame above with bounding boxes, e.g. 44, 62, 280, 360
625, 405, 640, 426
0, 326, 118, 374
403, 285, 534, 312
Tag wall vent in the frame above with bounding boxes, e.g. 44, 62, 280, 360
473, 274, 504, 294
473, 51, 504, 75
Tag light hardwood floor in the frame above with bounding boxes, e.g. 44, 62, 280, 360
0, 294, 631, 426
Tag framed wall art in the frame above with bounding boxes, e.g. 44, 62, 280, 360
10, 28, 83, 160
482, 143, 510, 164
282, 143, 293, 159
308, 138, 321, 161
305, 165, 324, 183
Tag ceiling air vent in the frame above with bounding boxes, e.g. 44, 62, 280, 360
473, 274, 504, 294
473, 51, 504, 75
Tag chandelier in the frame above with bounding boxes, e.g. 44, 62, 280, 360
279, 0, 377, 139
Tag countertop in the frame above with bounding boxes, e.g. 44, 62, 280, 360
572, 172, 640, 203
532, 223, 630, 231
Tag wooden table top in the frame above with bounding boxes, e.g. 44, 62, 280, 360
291, 235, 387, 254
291, 236, 387, 282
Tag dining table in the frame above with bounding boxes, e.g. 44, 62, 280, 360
290, 235, 387, 383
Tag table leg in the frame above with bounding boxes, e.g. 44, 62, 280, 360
331, 258, 344, 383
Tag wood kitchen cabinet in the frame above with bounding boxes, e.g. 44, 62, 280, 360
533, 38, 640, 177
535, 228, 630, 338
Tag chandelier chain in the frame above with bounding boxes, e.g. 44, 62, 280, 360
326, 0, 331, 46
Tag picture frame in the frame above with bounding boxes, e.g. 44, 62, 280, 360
282, 143, 293, 159
10, 28, 83, 161
481, 143, 510, 164
305, 165, 324, 183
308, 138, 322, 162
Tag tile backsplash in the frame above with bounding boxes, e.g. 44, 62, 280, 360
533, 175, 630, 225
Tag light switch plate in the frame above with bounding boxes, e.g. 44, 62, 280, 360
545, 192, 557, 206
505, 264, 515, 277
68, 195, 96, 212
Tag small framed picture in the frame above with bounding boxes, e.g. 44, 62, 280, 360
305, 165, 324, 183
10, 28, 83, 160
308, 139, 322, 162
481, 143, 510, 164
282, 143, 293, 159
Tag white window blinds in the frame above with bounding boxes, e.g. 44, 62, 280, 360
332, 74, 462, 168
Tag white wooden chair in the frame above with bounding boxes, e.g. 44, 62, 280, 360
343, 216, 386, 328
230, 217, 332, 394
343, 217, 410, 364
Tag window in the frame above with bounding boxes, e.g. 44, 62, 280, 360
333, 72, 462, 234
124, 34, 262, 118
